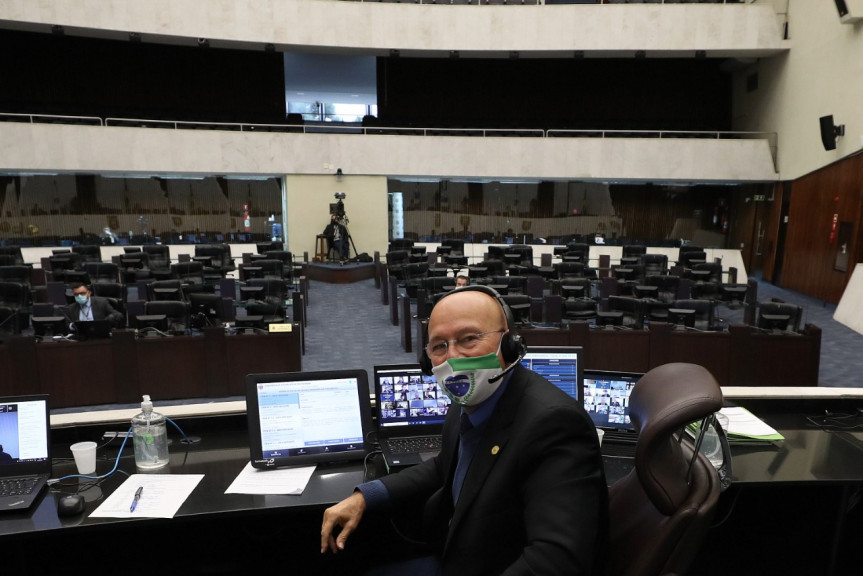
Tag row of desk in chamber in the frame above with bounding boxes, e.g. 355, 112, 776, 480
0, 326, 302, 408
410, 318, 822, 387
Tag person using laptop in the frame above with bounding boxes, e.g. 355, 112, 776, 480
61, 282, 124, 330
321, 286, 608, 576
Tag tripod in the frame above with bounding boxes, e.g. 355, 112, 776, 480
339, 215, 359, 263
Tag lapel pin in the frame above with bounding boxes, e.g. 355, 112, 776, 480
491, 445, 500, 455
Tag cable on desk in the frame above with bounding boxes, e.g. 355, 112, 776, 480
165, 416, 200, 444
805, 411, 863, 431
48, 427, 134, 489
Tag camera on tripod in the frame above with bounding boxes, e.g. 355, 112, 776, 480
331, 192, 347, 220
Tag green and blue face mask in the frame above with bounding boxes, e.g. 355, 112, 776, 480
432, 351, 503, 407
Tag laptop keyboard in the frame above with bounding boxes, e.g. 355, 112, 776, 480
601, 442, 637, 458
0, 476, 40, 497
385, 436, 442, 454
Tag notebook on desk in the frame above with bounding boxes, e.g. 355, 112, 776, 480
0, 394, 52, 513
583, 370, 642, 458
373, 364, 452, 471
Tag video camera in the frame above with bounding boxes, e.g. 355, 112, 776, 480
330, 192, 347, 220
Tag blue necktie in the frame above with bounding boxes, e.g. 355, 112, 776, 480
452, 413, 475, 503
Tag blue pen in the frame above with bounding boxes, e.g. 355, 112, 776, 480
130, 486, 143, 512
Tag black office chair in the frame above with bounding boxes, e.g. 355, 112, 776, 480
142, 245, 172, 278
670, 299, 715, 331
756, 301, 802, 333
243, 278, 290, 306
171, 261, 208, 294
147, 279, 186, 302
607, 363, 723, 576
621, 244, 647, 266
71, 245, 102, 264
639, 253, 669, 277
145, 300, 189, 334
85, 262, 121, 284
607, 295, 645, 329
245, 301, 286, 326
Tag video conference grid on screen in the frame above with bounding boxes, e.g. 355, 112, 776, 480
256, 377, 365, 459
583, 375, 636, 429
0, 399, 50, 463
376, 368, 451, 428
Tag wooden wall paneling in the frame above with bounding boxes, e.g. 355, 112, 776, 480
781, 154, 863, 303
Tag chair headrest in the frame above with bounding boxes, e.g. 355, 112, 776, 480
629, 363, 723, 515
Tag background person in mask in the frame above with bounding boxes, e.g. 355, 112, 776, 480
60, 282, 124, 331
320, 285, 608, 576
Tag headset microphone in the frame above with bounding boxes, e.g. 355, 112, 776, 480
488, 348, 526, 384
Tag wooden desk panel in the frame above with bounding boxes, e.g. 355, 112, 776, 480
222, 330, 302, 396
0, 329, 303, 408
37, 339, 118, 407
648, 323, 731, 385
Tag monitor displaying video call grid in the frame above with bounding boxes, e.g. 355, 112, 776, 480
582, 371, 641, 430
375, 365, 452, 429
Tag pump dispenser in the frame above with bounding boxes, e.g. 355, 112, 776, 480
131, 395, 170, 470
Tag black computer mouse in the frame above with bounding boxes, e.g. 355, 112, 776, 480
57, 494, 86, 517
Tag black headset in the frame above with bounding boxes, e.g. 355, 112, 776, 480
419, 284, 526, 375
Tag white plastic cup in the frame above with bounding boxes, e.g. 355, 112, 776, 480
596, 428, 605, 446
70, 441, 97, 475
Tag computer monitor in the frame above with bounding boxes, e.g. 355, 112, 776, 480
667, 308, 696, 329
73, 319, 113, 340
133, 314, 169, 333
520, 346, 582, 402
31, 316, 68, 339
582, 370, 641, 430
758, 313, 792, 333
245, 369, 372, 469
234, 315, 266, 333
189, 293, 223, 327
596, 311, 623, 328
373, 363, 451, 430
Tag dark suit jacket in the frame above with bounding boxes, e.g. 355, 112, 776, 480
61, 296, 124, 327
379, 364, 608, 576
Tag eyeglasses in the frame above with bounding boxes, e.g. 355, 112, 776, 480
425, 330, 505, 360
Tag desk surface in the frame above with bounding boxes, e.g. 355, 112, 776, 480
7, 406, 863, 541
1, 427, 367, 539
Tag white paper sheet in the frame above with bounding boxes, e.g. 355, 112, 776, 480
224, 461, 317, 495
89, 474, 204, 519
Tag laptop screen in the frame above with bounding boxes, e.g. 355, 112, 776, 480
245, 370, 372, 469
520, 346, 582, 402
0, 395, 51, 475
373, 364, 452, 436
582, 370, 642, 431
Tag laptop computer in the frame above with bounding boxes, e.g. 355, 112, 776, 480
245, 370, 372, 469
520, 346, 583, 403
373, 364, 452, 471
0, 394, 52, 513
582, 370, 642, 457
73, 319, 113, 340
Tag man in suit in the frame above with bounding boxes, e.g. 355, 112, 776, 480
321, 286, 608, 575
61, 282, 124, 329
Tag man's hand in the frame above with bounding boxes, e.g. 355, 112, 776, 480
320, 491, 366, 554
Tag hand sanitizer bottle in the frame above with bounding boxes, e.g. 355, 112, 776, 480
131, 395, 170, 471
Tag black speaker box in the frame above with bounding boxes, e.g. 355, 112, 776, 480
819, 115, 839, 151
